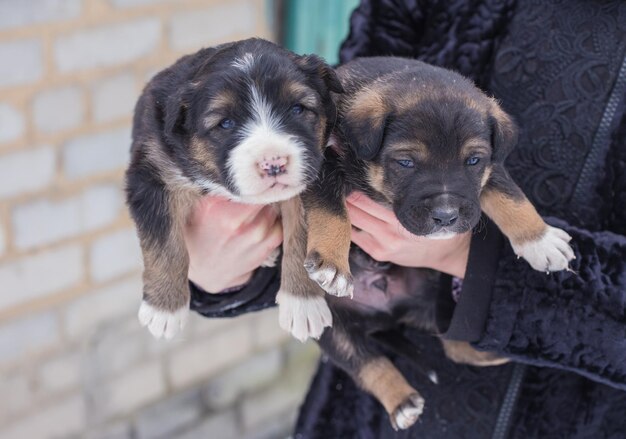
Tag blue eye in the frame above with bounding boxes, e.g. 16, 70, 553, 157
291, 104, 304, 115
219, 118, 235, 129
465, 156, 481, 166
396, 159, 415, 168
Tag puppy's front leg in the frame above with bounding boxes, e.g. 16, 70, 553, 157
127, 170, 195, 339
276, 196, 332, 342
301, 166, 354, 298
481, 165, 575, 272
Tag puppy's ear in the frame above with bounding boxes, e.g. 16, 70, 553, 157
342, 90, 388, 160
295, 54, 344, 94
490, 101, 518, 162
164, 85, 195, 149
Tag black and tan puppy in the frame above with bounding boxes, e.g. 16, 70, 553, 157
320, 248, 507, 430
125, 38, 343, 340
304, 57, 575, 428
305, 57, 575, 297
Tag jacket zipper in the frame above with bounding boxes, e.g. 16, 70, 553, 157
571, 52, 626, 204
491, 363, 526, 439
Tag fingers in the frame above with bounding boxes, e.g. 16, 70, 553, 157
346, 191, 398, 224
190, 195, 264, 228
347, 199, 390, 236
350, 226, 386, 262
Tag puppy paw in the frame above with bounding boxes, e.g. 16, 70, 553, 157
304, 250, 354, 298
138, 300, 189, 339
391, 393, 425, 431
261, 247, 281, 268
276, 290, 332, 342
512, 226, 575, 272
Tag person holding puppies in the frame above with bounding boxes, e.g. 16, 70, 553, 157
187, 0, 626, 437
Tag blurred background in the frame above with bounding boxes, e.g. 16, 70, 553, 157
0, 1, 358, 438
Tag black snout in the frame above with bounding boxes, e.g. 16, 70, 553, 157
431, 207, 458, 226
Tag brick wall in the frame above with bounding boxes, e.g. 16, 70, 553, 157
0, 1, 321, 438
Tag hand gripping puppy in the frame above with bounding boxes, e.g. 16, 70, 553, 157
302, 57, 576, 429
125, 39, 342, 340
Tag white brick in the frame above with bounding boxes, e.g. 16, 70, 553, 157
0, 375, 32, 422
63, 127, 131, 179
0, 312, 60, 365
85, 422, 131, 439
0, 225, 5, 256
96, 362, 166, 419
175, 410, 239, 439
64, 276, 141, 339
0, 146, 56, 199
92, 73, 137, 123
0, 103, 25, 143
12, 184, 123, 250
169, 1, 255, 50
0, 0, 81, 30
254, 307, 289, 349
134, 389, 203, 439
33, 86, 84, 133
202, 348, 282, 410
0, 395, 85, 439
110, 0, 171, 8
169, 323, 253, 389
0, 245, 83, 311
0, 39, 43, 88
36, 352, 82, 395
241, 381, 305, 431
89, 229, 142, 282
55, 19, 161, 72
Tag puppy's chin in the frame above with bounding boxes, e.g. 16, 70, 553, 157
424, 230, 459, 240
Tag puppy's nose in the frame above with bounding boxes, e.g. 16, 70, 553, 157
432, 207, 458, 226
258, 156, 288, 177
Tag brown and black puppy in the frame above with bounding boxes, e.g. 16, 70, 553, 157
305, 57, 575, 297
125, 38, 343, 340
304, 57, 574, 429
320, 247, 509, 430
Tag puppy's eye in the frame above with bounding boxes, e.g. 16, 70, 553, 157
465, 156, 481, 166
291, 104, 304, 115
219, 118, 235, 129
396, 159, 415, 168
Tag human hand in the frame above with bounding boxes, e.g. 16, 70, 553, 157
346, 192, 471, 278
184, 196, 283, 293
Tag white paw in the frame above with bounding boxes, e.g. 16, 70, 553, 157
304, 252, 353, 298
138, 301, 189, 339
261, 247, 281, 268
276, 291, 332, 342
512, 226, 575, 272
307, 266, 354, 298
391, 393, 425, 431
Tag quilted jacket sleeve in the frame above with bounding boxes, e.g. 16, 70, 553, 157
439, 137, 626, 390
189, 266, 279, 318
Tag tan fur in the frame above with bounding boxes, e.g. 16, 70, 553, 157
358, 357, 420, 416
461, 139, 491, 159
141, 184, 198, 311
480, 165, 492, 189
481, 189, 547, 244
189, 136, 219, 176
441, 339, 510, 366
387, 141, 429, 162
285, 82, 320, 109
347, 88, 387, 127
306, 208, 352, 276
280, 197, 328, 299
366, 163, 394, 202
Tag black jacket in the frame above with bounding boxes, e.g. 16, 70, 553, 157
191, 0, 626, 437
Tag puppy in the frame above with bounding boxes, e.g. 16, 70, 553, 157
304, 57, 575, 428
125, 38, 342, 340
